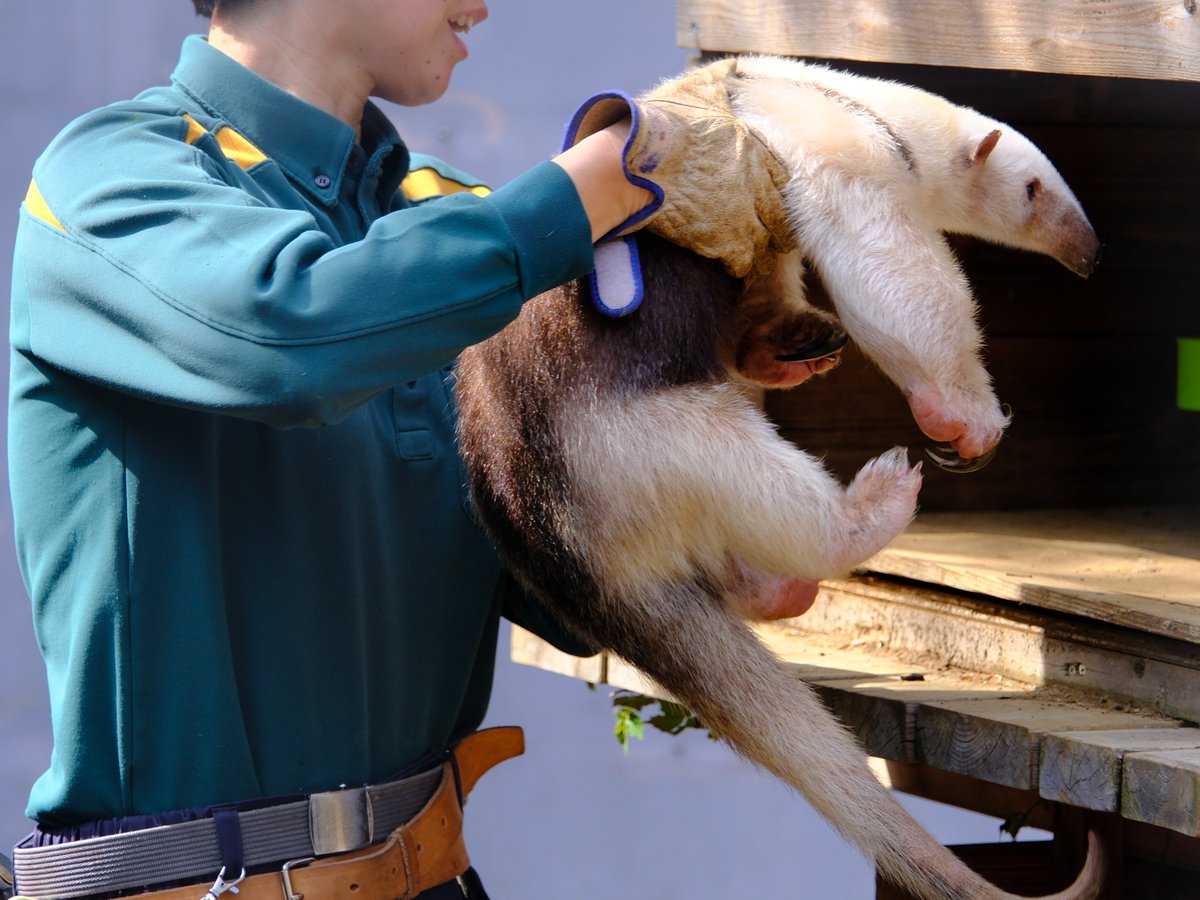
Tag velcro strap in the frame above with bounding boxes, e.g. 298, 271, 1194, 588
589, 237, 644, 317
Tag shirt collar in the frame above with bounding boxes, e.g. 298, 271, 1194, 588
170, 35, 409, 205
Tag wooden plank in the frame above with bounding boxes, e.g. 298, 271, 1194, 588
865, 508, 1200, 644
1039, 637, 1200, 724
513, 629, 1200, 834
753, 624, 936, 681
814, 674, 1031, 763
914, 696, 1172, 790
510, 625, 605, 683
769, 577, 1200, 723
817, 60, 1200, 127
1122, 747, 1200, 835
1040, 728, 1200, 813
771, 580, 1051, 685
677, 0, 1200, 82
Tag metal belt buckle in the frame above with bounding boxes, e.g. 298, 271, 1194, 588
280, 857, 315, 900
308, 784, 370, 856
0, 852, 14, 900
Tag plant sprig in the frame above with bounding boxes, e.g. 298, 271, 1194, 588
610, 690, 715, 752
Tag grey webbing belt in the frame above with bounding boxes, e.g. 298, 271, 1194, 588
13, 767, 443, 899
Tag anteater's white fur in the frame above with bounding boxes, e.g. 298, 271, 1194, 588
559, 388, 920, 596
731, 57, 1098, 459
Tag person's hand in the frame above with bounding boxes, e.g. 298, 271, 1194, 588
552, 120, 654, 244
565, 58, 795, 279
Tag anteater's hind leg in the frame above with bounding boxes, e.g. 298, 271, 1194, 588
553, 381, 921, 597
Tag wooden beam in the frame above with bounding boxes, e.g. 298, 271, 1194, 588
914, 697, 1173, 790
872, 758, 1055, 831
770, 574, 1200, 723
1039, 728, 1200, 813
815, 675, 1030, 763
879, 758, 1200, 873
676, 0, 1200, 82
1122, 747, 1200, 835
779, 577, 1051, 685
863, 508, 1200, 647
510, 625, 605, 684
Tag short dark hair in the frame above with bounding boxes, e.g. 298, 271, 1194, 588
192, 0, 252, 17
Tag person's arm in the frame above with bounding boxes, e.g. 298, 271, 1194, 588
500, 574, 599, 658
15, 101, 598, 428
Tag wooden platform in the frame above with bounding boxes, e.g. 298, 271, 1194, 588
511, 507, 1200, 868
675, 0, 1200, 82
868, 506, 1200, 646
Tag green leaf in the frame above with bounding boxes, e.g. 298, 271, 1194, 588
613, 705, 646, 753
610, 690, 657, 711
609, 691, 715, 750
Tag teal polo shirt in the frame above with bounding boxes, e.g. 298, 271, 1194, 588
10, 35, 594, 827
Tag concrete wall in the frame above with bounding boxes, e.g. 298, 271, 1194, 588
1, 4, 1010, 897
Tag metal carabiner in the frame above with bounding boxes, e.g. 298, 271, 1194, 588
201, 865, 247, 900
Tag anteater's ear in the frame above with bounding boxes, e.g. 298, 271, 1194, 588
968, 129, 1001, 167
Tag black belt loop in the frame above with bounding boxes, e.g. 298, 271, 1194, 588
212, 807, 244, 877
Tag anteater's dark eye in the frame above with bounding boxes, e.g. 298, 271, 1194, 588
1026, 179, 1041, 200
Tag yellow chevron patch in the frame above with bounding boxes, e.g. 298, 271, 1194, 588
401, 168, 491, 201
23, 180, 65, 231
214, 126, 267, 170
182, 113, 206, 146
181, 114, 267, 170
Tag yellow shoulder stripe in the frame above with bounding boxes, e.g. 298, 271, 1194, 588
23, 180, 65, 231
401, 167, 491, 201
182, 113, 207, 146
181, 114, 268, 170
214, 126, 267, 170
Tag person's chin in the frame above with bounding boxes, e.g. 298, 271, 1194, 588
383, 71, 456, 107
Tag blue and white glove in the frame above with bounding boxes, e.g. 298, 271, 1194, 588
564, 58, 795, 316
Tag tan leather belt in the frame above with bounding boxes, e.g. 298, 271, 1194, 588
16, 727, 523, 900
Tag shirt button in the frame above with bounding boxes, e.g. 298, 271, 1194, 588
314, 174, 332, 189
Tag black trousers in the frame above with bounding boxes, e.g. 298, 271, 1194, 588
423, 868, 490, 899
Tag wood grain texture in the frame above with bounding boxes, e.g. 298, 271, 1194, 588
677, 0, 1200, 81
914, 696, 1172, 789
1122, 747, 1200, 834
774, 578, 1052, 685
867, 507, 1200, 645
1039, 727, 1200, 812
768, 573, 1200, 722
814, 675, 1030, 763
